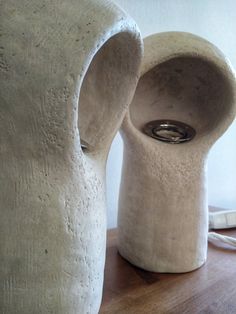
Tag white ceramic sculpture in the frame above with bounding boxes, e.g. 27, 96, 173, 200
118, 32, 236, 273
0, 1, 142, 313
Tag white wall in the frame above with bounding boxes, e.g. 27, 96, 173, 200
106, 0, 236, 229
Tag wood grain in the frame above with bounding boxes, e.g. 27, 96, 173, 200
100, 219, 236, 313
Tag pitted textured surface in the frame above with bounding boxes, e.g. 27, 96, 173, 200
118, 32, 236, 273
0, 1, 142, 313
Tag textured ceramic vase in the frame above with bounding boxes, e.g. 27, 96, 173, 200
0, 1, 142, 313
118, 32, 236, 273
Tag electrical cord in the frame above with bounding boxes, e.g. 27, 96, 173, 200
208, 232, 236, 247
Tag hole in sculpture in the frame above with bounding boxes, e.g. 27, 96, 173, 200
130, 56, 233, 140
78, 32, 140, 153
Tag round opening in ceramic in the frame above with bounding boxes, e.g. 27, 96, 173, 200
130, 56, 233, 140
143, 119, 196, 144
78, 32, 141, 152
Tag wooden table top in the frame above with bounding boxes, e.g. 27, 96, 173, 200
100, 228, 236, 314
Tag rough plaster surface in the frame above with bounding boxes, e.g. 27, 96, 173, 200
0, 1, 142, 313
118, 32, 236, 273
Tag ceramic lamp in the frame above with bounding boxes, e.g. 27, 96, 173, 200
118, 32, 236, 273
0, 1, 142, 313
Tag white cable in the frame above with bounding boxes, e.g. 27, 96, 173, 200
208, 209, 236, 248
208, 232, 236, 247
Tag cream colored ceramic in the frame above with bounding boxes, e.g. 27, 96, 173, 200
0, 1, 142, 313
118, 32, 236, 273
